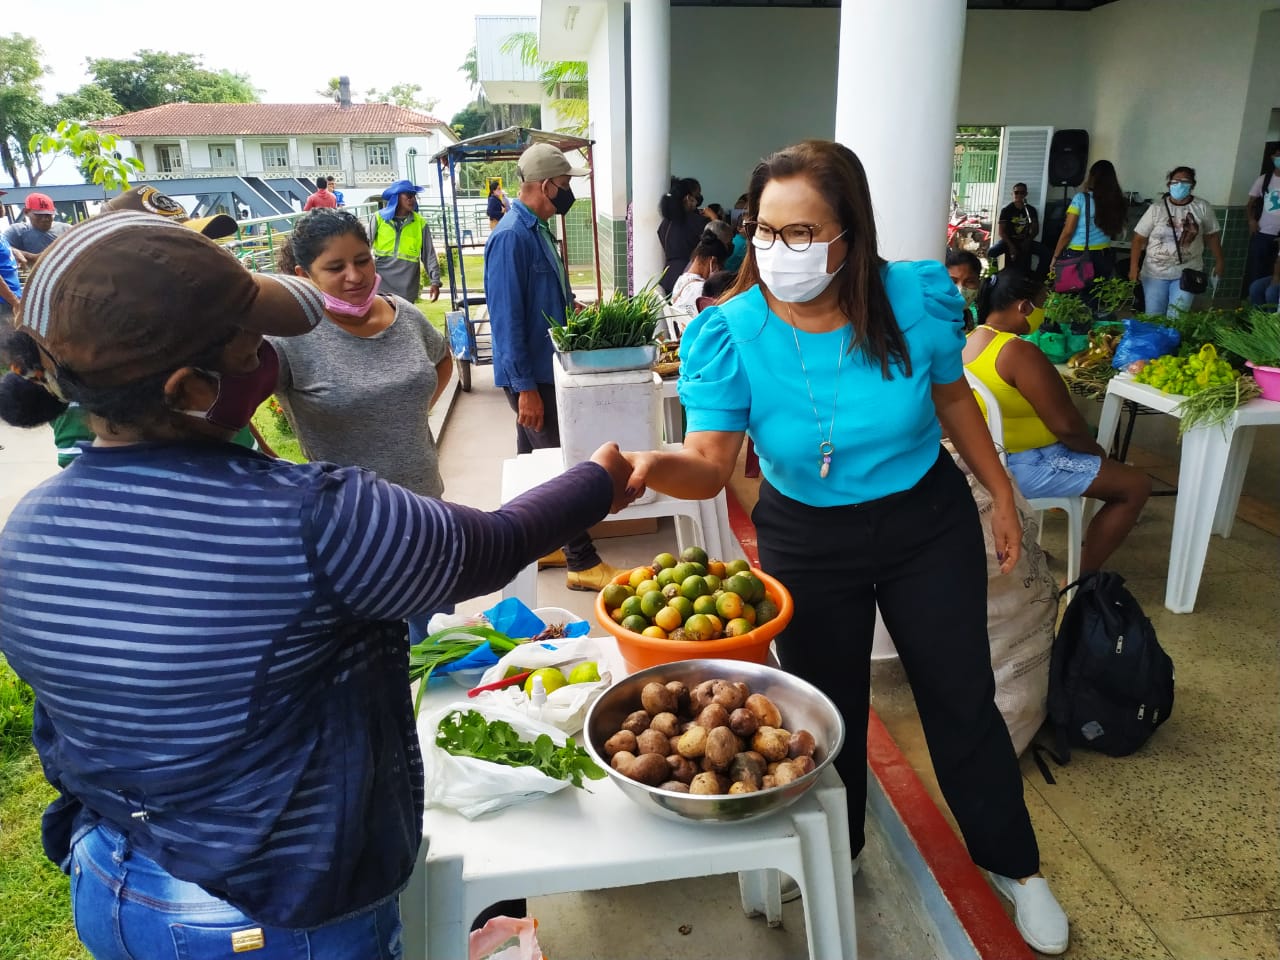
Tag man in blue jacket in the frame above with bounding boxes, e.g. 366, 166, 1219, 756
484, 143, 616, 591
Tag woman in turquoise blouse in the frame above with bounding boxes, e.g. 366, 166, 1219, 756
624, 140, 1069, 955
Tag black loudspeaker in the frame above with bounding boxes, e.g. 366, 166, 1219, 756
1048, 129, 1090, 187
1042, 197, 1069, 255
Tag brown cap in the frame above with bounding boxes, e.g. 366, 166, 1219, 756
20, 211, 325, 387
105, 186, 239, 240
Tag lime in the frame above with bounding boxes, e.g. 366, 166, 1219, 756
679, 575, 710, 600
641, 625, 668, 639
724, 617, 754, 637
707, 560, 727, 578
568, 661, 601, 684
755, 598, 780, 626
524, 667, 567, 696
635, 579, 658, 597
662, 582, 681, 599
621, 614, 650, 634
741, 573, 766, 604
667, 596, 694, 621
692, 594, 718, 617
652, 552, 677, 570
640, 590, 667, 619
687, 562, 707, 577
670, 562, 695, 583
628, 566, 655, 588
716, 591, 744, 621
680, 545, 709, 566
620, 595, 645, 620
656, 567, 678, 587
653, 605, 683, 632
703, 574, 722, 593
601, 583, 633, 609
724, 573, 754, 598
704, 614, 723, 636
741, 603, 757, 626
683, 613, 715, 641
724, 558, 751, 576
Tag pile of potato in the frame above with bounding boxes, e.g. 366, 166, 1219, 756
602, 677, 818, 796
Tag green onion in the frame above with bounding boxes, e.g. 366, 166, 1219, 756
547, 285, 666, 352
1174, 376, 1262, 437
409, 626, 522, 717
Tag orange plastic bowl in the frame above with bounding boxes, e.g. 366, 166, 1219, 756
595, 569, 794, 673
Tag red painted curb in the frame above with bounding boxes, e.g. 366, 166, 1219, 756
723, 484, 1031, 960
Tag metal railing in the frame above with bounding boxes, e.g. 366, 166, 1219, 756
223, 202, 380, 273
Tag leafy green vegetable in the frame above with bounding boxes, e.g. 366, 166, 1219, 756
1216, 309, 1280, 367
1174, 376, 1261, 437
434, 709, 606, 788
547, 286, 665, 352
409, 627, 521, 717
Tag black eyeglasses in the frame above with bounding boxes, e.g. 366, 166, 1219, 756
744, 220, 836, 252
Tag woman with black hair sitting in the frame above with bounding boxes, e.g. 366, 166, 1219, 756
670, 221, 734, 316
963, 266, 1150, 574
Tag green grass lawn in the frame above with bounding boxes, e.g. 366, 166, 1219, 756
0, 657, 87, 960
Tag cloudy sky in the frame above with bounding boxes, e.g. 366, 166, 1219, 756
9, 0, 540, 158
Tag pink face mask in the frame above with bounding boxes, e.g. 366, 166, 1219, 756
183, 340, 280, 432
322, 273, 382, 318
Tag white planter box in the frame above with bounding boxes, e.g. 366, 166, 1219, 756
553, 355, 663, 505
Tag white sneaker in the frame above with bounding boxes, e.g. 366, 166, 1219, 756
988, 872, 1069, 955
780, 854, 861, 903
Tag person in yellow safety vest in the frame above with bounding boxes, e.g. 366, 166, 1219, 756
369, 179, 442, 304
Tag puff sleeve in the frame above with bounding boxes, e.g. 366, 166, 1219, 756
884, 260, 967, 385
676, 307, 751, 433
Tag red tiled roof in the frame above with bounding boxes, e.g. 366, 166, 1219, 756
90, 102, 448, 137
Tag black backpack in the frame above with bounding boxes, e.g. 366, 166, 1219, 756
1035, 572, 1175, 780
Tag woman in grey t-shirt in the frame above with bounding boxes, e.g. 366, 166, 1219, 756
271, 210, 452, 499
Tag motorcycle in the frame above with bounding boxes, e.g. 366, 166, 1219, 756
946, 203, 992, 257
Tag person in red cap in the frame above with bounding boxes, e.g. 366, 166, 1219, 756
4, 192, 70, 267
0, 211, 634, 957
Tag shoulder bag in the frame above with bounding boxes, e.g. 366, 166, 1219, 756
1054, 194, 1096, 293
1165, 198, 1208, 294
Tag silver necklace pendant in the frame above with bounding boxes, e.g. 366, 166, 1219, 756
819, 441, 834, 479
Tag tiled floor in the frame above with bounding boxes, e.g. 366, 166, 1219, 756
725, 448, 1280, 959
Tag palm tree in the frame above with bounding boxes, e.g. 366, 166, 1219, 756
500, 32, 587, 136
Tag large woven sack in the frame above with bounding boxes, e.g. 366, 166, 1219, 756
946, 444, 1057, 754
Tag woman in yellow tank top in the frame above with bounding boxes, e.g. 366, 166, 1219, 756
962, 267, 1150, 574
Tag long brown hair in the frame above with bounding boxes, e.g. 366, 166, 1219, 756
1082, 160, 1126, 239
723, 140, 910, 379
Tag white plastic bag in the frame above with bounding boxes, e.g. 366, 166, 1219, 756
469, 916, 545, 960
472, 636, 612, 735
418, 700, 575, 819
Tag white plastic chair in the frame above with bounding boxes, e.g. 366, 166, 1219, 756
964, 370, 1083, 585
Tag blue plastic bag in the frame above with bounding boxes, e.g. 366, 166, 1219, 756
1112, 318, 1181, 371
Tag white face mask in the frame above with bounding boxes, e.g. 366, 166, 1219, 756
753, 232, 846, 303
957, 283, 979, 305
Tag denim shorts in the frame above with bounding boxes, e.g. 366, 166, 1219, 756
1007, 442, 1101, 499
70, 823, 403, 959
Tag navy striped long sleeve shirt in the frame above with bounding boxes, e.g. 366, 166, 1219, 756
0, 441, 612, 927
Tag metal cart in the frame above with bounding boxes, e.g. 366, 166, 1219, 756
432, 127, 602, 392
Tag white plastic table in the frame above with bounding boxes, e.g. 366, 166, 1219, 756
1095, 374, 1280, 613
400, 640, 857, 960
499, 446, 733, 608
661, 376, 683, 443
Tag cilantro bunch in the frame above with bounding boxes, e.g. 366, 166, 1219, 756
435, 709, 606, 789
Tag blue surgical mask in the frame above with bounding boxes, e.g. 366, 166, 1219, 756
1168, 182, 1193, 201
1273, 157, 1280, 169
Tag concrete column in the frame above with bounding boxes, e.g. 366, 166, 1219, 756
288, 137, 300, 171
234, 137, 246, 176
629, 0, 671, 293
340, 137, 354, 184
178, 138, 190, 173
834, 0, 966, 261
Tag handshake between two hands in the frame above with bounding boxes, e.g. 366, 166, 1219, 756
590, 442, 655, 513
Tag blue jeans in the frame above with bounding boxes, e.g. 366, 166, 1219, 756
70, 824, 403, 959
1141, 275, 1195, 318
1248, 276, 1280, 307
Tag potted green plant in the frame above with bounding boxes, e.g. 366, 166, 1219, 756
1217, 309, 1280, 401
548, 287, 665, 373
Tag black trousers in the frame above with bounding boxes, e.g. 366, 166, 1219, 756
753, 449, 1039, 879
502, 382, 600, 571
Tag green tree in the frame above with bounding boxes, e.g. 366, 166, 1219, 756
450, 102, 490, 140
316, 76, 343, 100
459, 47, 479, 91
0, 33, 52, 187
365, 82, 439, 114
86, 50, 258, 113
53, 84, 121, 123
500, 32, 587, 135
30, 121, 142, 191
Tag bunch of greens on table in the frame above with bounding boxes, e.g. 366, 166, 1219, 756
1216, 309, 1280, 367
409, 626, 519, 716
547, 287, 665, 351
435, 708, 606, 788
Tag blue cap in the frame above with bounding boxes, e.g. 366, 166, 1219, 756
379, 179, 424, 220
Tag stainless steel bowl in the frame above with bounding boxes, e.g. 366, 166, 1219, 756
583, 659, 845, 824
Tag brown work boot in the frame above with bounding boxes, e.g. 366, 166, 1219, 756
566, 562, 618, 592
537, 549, 567, 569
